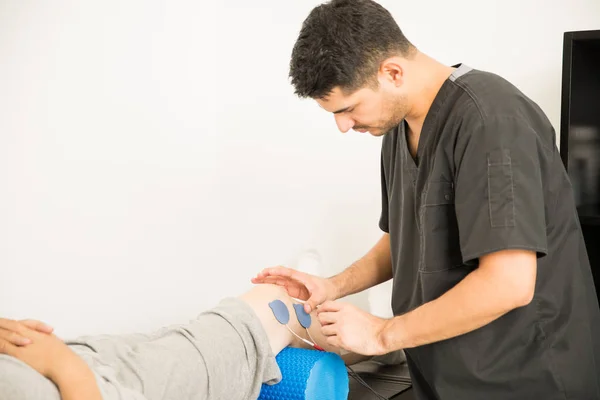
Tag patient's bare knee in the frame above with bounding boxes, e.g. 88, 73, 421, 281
0, 355, 61, 400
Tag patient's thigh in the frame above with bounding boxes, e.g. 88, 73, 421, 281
0, 354, 61, 400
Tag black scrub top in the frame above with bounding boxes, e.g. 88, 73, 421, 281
379, 64, 600, 399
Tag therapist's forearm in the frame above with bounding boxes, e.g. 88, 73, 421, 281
328, 233, 392, 299
381, 263, 531, 351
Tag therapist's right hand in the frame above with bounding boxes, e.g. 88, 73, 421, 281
0, 318, 54, 347
252, 267, 338, 313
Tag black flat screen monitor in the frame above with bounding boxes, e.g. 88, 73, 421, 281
560, 29, 600, 224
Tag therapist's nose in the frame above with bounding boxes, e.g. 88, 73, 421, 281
334, 114, 355, 133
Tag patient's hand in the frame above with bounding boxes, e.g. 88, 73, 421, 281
0, 321, 80, 381
0, 318, 54, 346
0, 319, 104, 400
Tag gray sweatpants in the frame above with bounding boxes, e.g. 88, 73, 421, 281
0, 298, 282, 400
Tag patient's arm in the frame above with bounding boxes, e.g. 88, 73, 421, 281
0, 325, 102, 400
239, 284, 371, 364
51, 355, 103, 400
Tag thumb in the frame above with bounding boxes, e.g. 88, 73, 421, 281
304, 293, 324, 314
304, 301, 315, 314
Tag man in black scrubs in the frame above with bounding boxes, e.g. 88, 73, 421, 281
252, 0, 600, 398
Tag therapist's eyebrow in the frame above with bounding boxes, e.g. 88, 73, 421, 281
332, 105, 352, 114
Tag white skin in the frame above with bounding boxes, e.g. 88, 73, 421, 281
316, 51, 455, 143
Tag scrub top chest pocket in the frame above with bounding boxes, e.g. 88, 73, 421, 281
420, 180, 464, 272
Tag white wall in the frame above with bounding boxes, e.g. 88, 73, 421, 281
1, 0, 598, 339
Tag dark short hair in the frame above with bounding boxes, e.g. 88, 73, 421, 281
289, 0, 415, 99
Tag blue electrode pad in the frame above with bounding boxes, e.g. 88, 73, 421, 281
269, 299, 290, 324
293, 303, 312, 329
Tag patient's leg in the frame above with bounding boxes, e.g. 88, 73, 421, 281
238, 282, 339, 354
59, 284, 292, 400
0, 284, 296, 400
65, 283, 316, 400
239, 284, 372, 365
0, 283, 348, 400
238, 283, 297, 354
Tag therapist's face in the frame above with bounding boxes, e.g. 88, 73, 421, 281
316, 79, 410, 137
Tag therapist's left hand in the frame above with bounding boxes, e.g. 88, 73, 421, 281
317, 301, 389, 356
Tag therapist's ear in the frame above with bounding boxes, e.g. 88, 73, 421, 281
379, 57, 405, 88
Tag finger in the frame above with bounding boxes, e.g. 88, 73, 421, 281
259, 276, 287, 286
253, 268, 318, 310
252, 271, 287, 283
261, 276, 305, 295
284, 282, 311, 300
253, 275, 292, 290
318, 300, 343, 313
0, 329, 31, 346
261, 267, 314, 291
254, 267, 278, 279
255, 266, 294, 279
254, 276, 312, 301
303, 283, 322, 314
19, 319, 53, 334
321, 323, 338, 337
279, 272, 320, 314
261, 275, 309, 300
317, 311, 338, 325
0, 319, 31, 345
255, 270, 313, 298
0, 338, 18, 357
326, 335, 342, 349
251, 275, 272, 284
0, 318, 26, 334
253, 269, 295, 286
305, 288, 328, 314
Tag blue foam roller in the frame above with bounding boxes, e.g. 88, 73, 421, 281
258, 347, 349, 400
